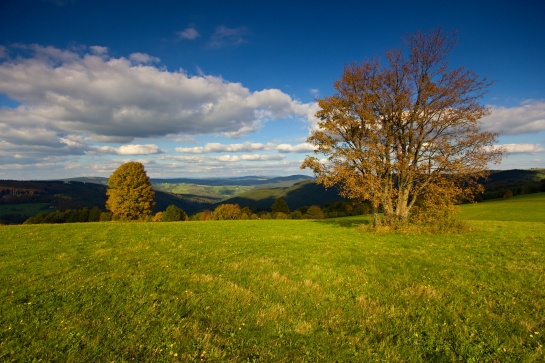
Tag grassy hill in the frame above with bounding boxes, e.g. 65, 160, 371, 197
1, 193, 544, 361
2, 169, 544, 224
481, 168, 545, 199
219, 180, 346, 211
460, 192, 545, 222
0, 176, 324, 223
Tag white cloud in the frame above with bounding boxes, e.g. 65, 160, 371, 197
276, 143, 316, 153
212, 154, 285, 162
490, 143, 545, 153
157, 155, 205, 163
0, 44, 316, 164
92, 144, 164, 155
175, 141, 316, 155
177, 27, 200, 40
129, 52, 160, 65
89, 46, 108, 55
481, 100, 545, 135
175, 142, 274, 154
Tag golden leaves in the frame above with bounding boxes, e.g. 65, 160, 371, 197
302, 28, 504, 227
106, 162, 155, 220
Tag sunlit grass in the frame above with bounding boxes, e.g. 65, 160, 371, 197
459, 192, 545, 222
1, 195, 544, 361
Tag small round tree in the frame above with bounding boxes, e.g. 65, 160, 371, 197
106, 162, 155, 220
213, 204, 242, 220
304, 205, 325, 220
271, 197, 290, 215
162, 205, 188, 222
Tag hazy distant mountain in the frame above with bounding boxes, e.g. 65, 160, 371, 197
63, 175, 313, 187
218, 180, 346, 211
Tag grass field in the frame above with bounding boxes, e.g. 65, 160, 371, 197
1, 195, 544, 361
459, 192, 545, 222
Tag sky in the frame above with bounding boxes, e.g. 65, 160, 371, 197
0, 0, 544, 180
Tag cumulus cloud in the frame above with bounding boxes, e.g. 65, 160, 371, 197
481, 100, 545, 135
177, 27, 200, 40
175, 142, 274, 154
158, 155, 205, 163
89, 46, 108, 55
129, 52, 160, 65
212, 154, 284, 162
0, 44, 316, 160
92, 144, 164, 155
276, 143, 316, 153
489, 143, 545, 153
175, 141, 316, 155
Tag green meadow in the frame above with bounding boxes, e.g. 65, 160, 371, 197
1, 195, 544, 362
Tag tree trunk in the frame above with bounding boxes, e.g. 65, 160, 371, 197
395, 187, 411, 223
370, 202, 381, 227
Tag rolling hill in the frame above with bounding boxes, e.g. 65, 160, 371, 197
0, 180, 207, 224
218, 180, 346, 211
2, 169, 544, 224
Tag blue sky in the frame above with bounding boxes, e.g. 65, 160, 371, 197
0, 0, 544, 179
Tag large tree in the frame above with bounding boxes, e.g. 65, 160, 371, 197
106, 162, 155, 220
302, 29, 503, 227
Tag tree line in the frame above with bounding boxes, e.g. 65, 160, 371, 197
14, 161, 362, 225
23, 196, 365, 224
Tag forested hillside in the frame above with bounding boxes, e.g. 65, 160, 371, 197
0, 180, 206, 224
1, 169, 544, 224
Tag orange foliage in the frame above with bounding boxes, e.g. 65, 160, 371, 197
302, 29, 504, 227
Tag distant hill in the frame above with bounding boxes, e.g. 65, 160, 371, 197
65, 175, 313, 187
151, 175, 314, 187
486, 169, 545, 185
480, 169, 545, 199
62, 175, 315, 205
0, 180, 208, 224
219, 180, 347, 211
2, 170, 544, 224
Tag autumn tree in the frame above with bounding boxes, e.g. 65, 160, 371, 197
302, 29, 503, 227
212, 204, 242, 220
106, 162, 155, 220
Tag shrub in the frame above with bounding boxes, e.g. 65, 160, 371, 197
258, 211, 271, 220
88, 207, 102, 222
304, 205, 325, 219
152, 212, 163, 222
162, 205, 188, 222
99, 212, 112, 222
213, 204, 242, 220
290, 210, 303, 219
273, 212, 290, 220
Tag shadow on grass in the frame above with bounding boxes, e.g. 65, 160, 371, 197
314, 217, 370, 228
